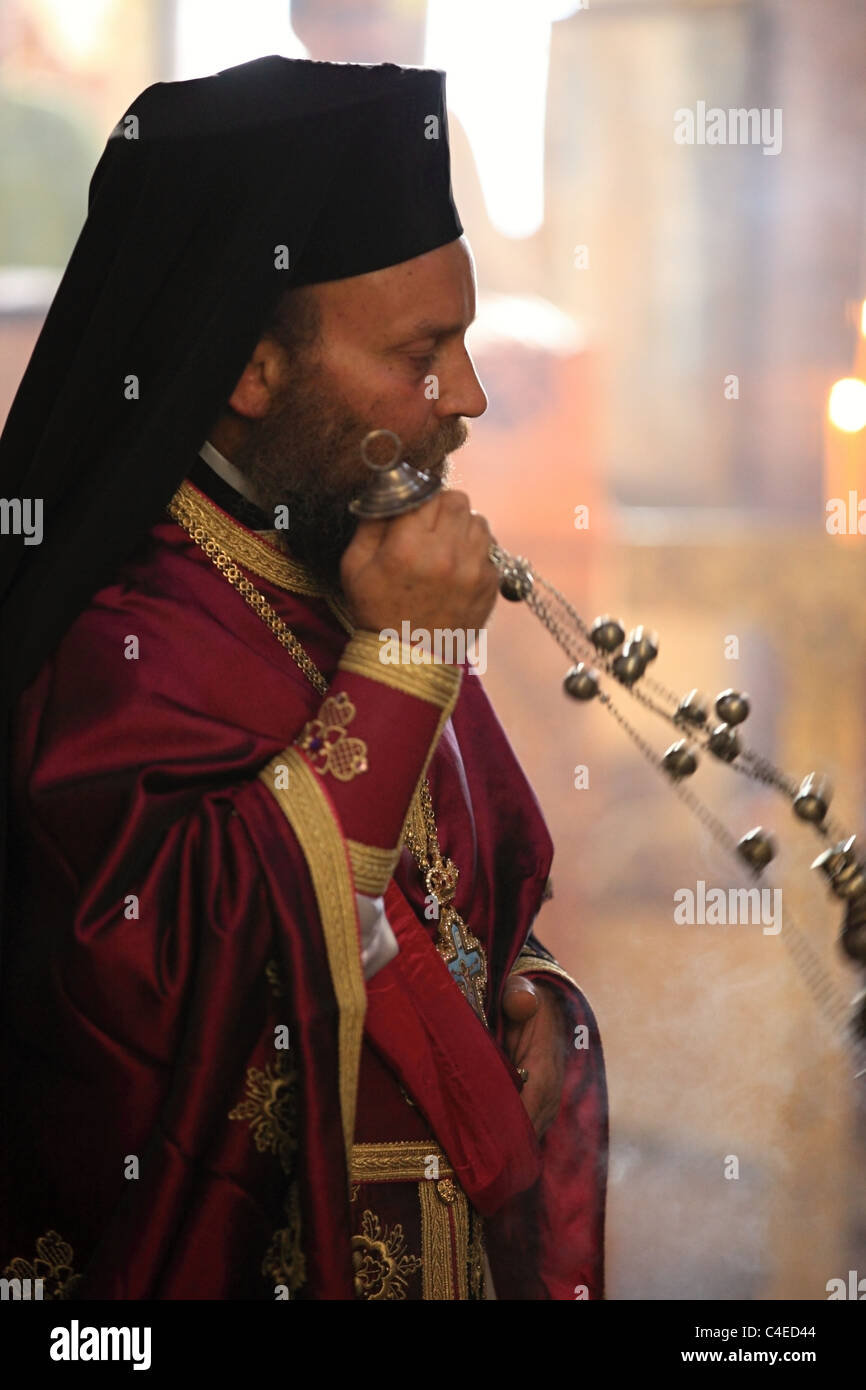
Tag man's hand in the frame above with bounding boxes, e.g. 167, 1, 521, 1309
340, 490, 499, 639
502, 975, 567, 1140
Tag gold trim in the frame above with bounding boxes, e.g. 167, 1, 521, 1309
468, 1211, 487, 1300
351, 1142, 470, 1301
259, 749, 366, 1173
418, 1177, 470, 1299
511, 953, 580, 992
351, 1141, 454, 1183
346, 840, 402, 896
452, 1188, 470, 1300
338, 630, 464, 708
326, 592, 357, 635
172, 480, 330, 595
419, 1178, 453, 1299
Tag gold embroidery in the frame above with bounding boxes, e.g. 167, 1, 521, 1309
418, 1179, 451, 1300
296, 692, 369, 782
229, 1043, 306, 1298
170, 481, 330, 595
351, 1141, 453, 1184
403, 780, 488, 1025
346, 839, 402, 896
265, 958, 286, 997
262, 1184, 306, 1297
511, 952, 580, 992
468, 1210, 487, 1301
451, 1186, 470, 1301
352, 1210, 421, 1301
3, 1230, 83, 1300
338, 629, 463, 708
259, 748, 366, 1174
350, 1142, 477, 1301
228, 1051, 298, 1175
417, 1174, 470, 1299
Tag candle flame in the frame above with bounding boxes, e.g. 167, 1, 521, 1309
828, 378, 866, 433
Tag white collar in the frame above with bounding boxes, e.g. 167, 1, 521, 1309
198, 439, 269, 511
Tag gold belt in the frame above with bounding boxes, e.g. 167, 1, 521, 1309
352, 1140, 454, 1185
350, 1141, 484, 1300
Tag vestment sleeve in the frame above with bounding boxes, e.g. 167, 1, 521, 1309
258, 628, 462, 896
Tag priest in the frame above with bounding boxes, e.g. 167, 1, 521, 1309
0, 56, 607, 1300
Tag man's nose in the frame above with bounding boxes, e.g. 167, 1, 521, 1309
435, 346, 487, 420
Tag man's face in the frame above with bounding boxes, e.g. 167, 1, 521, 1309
232, 235, 487, 587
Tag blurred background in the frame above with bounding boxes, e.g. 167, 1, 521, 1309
2, 0, 865, 1300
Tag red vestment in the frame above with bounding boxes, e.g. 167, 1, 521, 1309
0, 479, 607, 1300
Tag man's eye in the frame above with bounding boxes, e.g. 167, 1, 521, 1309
409, 353, 435, 372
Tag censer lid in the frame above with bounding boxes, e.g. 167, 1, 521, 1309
348, 429, 442, 519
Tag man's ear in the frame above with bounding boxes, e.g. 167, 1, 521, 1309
227, 336, 287, 419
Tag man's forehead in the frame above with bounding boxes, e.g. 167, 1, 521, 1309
389, 315, 473, 344
315, 238, 475, 335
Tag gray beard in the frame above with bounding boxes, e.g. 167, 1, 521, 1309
267, 476, 364, 589
231, 375, 463, 589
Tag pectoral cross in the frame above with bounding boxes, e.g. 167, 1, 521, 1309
425, 857, 488, 1026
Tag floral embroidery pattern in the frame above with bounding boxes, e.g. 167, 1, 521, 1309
295, 692, 368, 781
3, 1230, 83, 1299
230, 1041, 306, 1297
351, 1210, 421, 1301
262, 1185, 306, 1297
265, 958, 286, 998
228, 1051, 297, 1176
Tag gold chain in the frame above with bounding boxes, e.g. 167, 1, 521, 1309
166, 486, 488, 1019
167, 496, 329, 696
402, 781, 441, 865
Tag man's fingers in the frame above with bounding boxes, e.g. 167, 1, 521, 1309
386, 489, 446, 536
519, 1074, 558, 1140
502, 975, 539, 1023
342, 516, 389, 566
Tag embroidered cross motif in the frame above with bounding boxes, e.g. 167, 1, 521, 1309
440, 909, 486, 1020
425, 850, 487, 1024
296, 692, 369, 781
405, 788, 490, 1027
